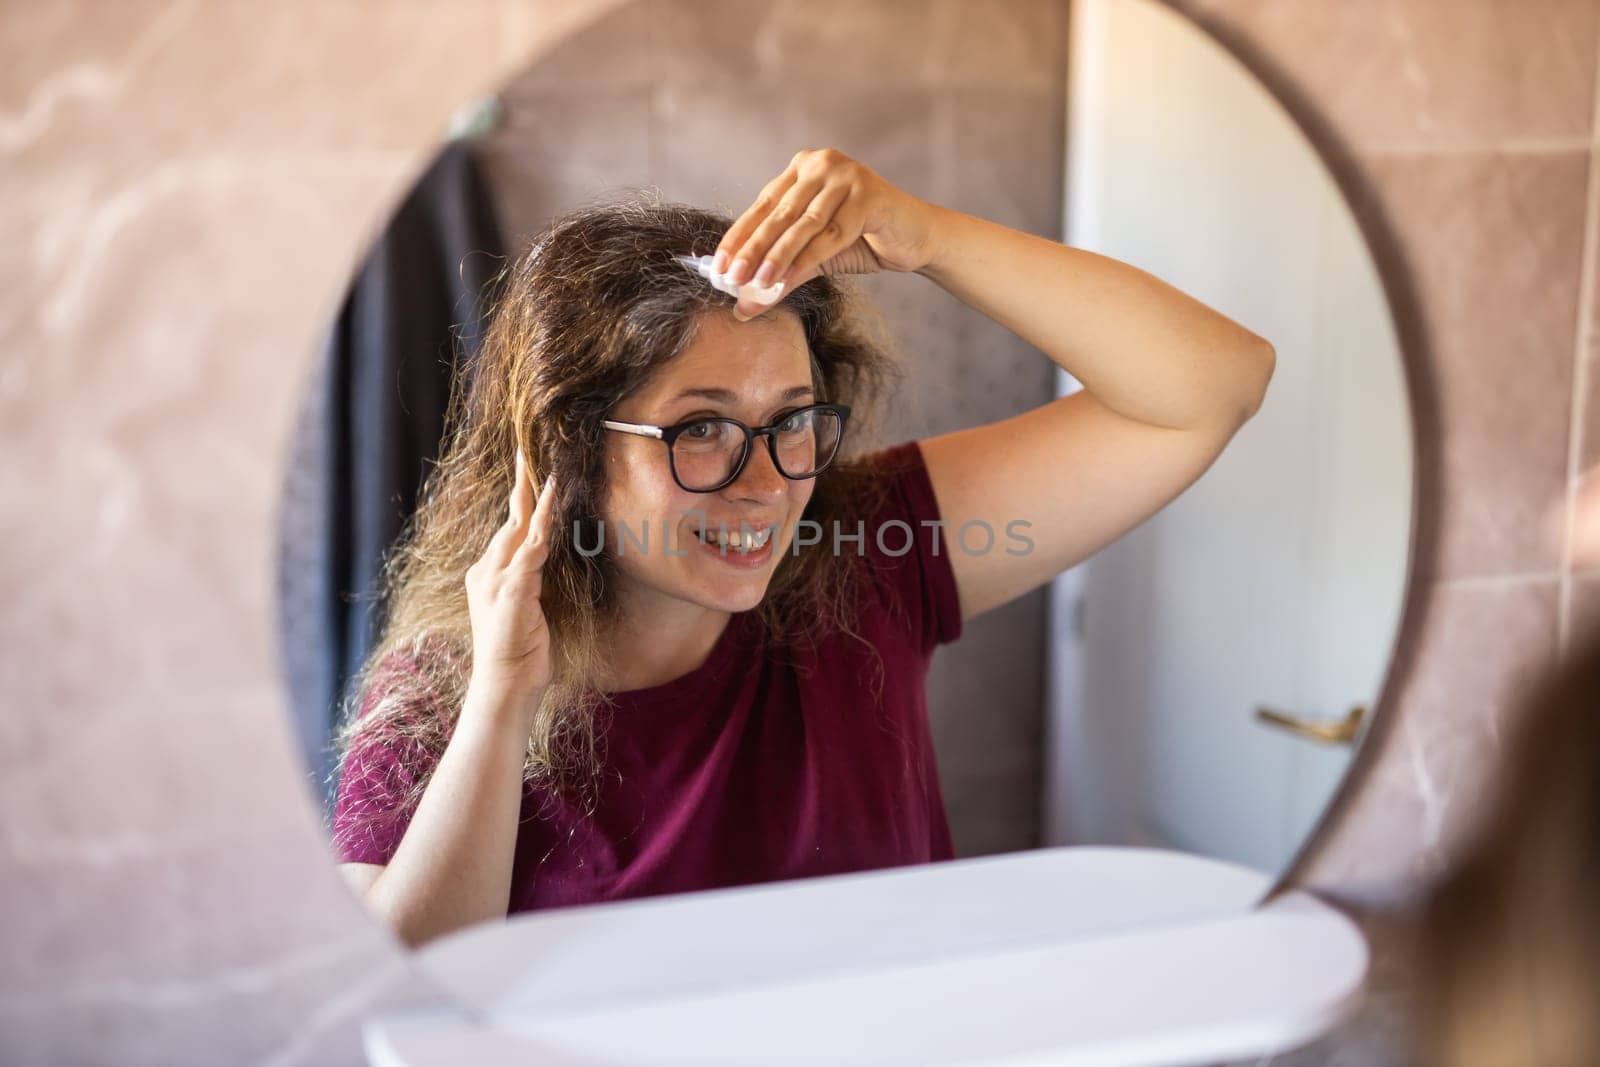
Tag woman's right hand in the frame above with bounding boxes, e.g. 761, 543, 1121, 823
465, 448, 558, 703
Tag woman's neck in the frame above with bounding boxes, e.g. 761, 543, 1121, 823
599, 589, 732, 693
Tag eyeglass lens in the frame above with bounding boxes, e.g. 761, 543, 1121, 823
671, 408, 843, 490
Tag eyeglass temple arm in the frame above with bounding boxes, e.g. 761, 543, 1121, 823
601, 420, 664, 439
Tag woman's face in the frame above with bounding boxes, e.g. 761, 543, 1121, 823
600, 309, 821, 618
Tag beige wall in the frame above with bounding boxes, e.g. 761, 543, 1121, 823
2, 1, 1593, 1064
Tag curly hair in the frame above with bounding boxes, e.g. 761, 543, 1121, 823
328, 189, 905, 836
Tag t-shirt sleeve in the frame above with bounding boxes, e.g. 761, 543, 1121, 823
856, 439, 965, 654
329, 653, 442, 866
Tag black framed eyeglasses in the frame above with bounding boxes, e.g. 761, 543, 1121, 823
602, 403, 852, 493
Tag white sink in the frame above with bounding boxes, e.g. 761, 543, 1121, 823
364, 846, 1366, 1066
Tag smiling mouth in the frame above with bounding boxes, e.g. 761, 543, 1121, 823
693, 524, 774, 552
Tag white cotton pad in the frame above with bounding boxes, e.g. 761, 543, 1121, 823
675, 254, 787, 306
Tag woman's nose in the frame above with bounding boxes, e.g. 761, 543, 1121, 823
728, 441, 787, 500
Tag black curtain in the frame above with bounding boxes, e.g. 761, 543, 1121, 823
276, 140, 505, 814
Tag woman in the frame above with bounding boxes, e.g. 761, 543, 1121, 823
331, 148, 1275, 947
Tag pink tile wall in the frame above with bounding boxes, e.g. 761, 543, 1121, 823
1172, 2, 1600, 1061
1170, 0, 1599, 900
3, 1, 1590, 1064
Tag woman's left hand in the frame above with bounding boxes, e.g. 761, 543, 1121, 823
714, 148, 944, 320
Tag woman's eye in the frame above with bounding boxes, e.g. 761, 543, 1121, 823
777, 410, 812, 433
682, 420, 716, 440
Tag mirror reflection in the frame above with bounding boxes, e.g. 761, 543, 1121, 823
272, 0, 1412, 948
1045, 0, 1413, 874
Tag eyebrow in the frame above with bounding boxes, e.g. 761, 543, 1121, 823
668, 384, 815, 405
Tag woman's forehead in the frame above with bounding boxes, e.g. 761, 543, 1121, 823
643, 312, 814, 406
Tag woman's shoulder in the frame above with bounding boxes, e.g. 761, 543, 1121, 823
828, 439, 964, 653
337, 634, 468, 780
834, 439, 925, 504
331, 635, 468, 863
353, 634, 467, 720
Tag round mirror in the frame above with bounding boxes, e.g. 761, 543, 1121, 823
274, 0, 1413, 942
1045, 0, 1413, 876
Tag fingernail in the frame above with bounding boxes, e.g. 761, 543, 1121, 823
712, 250, 729, 274
732, 307, 753, 322
730, 258, 751, 284
755, 260, 776, 285
543, 474, 555, 492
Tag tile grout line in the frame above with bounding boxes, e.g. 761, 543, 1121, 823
1558, 25, 1600, 657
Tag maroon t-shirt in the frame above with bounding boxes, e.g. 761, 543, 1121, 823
331, 439, 964, 912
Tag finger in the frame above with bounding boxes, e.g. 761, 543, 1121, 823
482, 516, 520, 571
487, 449, 535, 569
524, 473, 556, 548
509, 447, 534, 524
715, 166, 801, 282
729, 178, 836, 320
813, 237, 885, 278
732, 192, 850, 322
733, 174, 827, 290
511, 475, 557, 588
761, 180, 856, 292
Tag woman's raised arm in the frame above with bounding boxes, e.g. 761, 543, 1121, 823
355, 451, 559, 947
715, 148, 1275, 623
909, 205, 1275, 622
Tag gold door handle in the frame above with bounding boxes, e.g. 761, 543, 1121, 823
1254, 703, 1368, 745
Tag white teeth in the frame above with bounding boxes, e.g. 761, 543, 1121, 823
698, 526, 772, 551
